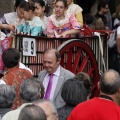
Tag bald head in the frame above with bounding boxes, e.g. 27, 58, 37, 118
44, 48, 61, 61
100, 69, 120, 95
43, 49, 61, 74
34, 99, 58, 120
103, 70, 119, 84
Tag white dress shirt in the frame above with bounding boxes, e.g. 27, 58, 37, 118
43, 66, 60, 100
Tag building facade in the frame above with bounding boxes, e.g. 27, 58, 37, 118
0, 0, 14, 17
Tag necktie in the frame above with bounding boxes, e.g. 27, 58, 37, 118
44, 74, 53, 99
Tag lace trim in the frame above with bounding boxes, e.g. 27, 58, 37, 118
4, 12, 19, 26
50, 12, 71, 27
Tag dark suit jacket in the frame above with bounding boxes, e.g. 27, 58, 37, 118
38, 66, 74, 108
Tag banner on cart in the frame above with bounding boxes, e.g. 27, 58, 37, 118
23, 37, 36, 56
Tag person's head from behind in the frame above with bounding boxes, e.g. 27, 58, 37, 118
20, 77, 43, 103
18, 104, 47, 120
84, 13, 95, 25
19, 0, 36, 20
92, 17, 104, 30
61, 78, 87, 106
0, 84, 16, 108
74, 72, 92, 98
54, 0, 68, 18
97, 1, 109, 14
2, 48, 20, 68
33, 0, 46, 18
100, 69, 120, 95
43, 48, 61, 74
34, 99, 58, 120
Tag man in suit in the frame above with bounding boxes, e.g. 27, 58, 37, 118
38, 48, 74, 109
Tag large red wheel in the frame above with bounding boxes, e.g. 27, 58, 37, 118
57, 39, 99, 97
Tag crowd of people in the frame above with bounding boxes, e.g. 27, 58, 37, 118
1, 48, 120, 120
0, 0, 120, 73
0, 0, 115, 37
0, 0, 82, 37
0, 0, 120, 120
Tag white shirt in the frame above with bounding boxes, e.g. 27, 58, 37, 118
114, 18, 119, 27
19, 62, 33, 74
117, 26, 120, 35
0, 80, 6, 85
2, 103, 32, 120
43, 66, 60, 100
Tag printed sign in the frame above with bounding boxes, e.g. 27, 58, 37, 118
23, 37, 36, 56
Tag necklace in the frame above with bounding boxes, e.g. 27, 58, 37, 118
99, 95, 113, 101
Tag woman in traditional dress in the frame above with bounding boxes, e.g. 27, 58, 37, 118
66, 0, 83, 26
47, 0, 81, 38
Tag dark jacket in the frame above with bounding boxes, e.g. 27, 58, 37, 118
57, 105, 74, 120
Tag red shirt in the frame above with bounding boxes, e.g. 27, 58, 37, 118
68, 97, 120, 120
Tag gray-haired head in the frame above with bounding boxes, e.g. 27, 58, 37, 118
0, 84, 16, 108
74, 72, 93, 96
100, 69, 120, 95
20, 77, 42, 102
18, 104, 47, 120
34, 99, 58, 120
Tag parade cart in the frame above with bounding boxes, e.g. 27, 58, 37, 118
13, 31, 108, 96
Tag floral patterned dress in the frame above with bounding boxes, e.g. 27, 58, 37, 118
47, 12, 81, 38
